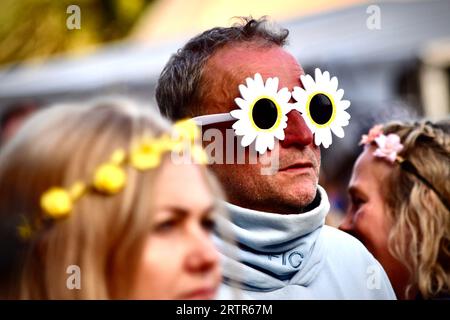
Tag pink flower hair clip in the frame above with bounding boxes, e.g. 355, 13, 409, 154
359, 124, 450, 211
360, 124, 404, 163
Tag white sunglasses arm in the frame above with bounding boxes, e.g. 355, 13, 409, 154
191, 113, 235, 126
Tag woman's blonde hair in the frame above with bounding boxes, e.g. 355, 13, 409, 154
382, 119, 450, 299
0, 97, 220, 299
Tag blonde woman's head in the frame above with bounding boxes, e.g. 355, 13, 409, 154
0, 98, 223, 299
340, 119, 449, 299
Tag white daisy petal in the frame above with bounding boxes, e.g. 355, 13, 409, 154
277, 87, 291, 103
286, 102, 296, 113
233, 120, 251, 136
255, 135, 269, 154
239, 84, 252, 101
315, 68, 323, 83
281, 115, 288, 128
338, 110, 351, 122
230, 109, 245, 119
265, 77, 279, 95
330, 124, 345, 138
254, 73, 264, 89
314, 131, 322, 147
274, 127, 285, 140
234, 97, 249, 111
267, 134, 275, 151
241, 131, 257, 147
339, 100, 351, 110
333, 111, 350, 126
289, 102, 300, 113
292, 86, 305, 96
291, 90, 307, 111
245, 77, 255, 92
338, 119, 350, 127
335, 89, 344, 101
322, 70, 330, 83
334, 113, 350, 127
330, 76, 338, 92
300, 74, 315, 91
321, 128, 332, 148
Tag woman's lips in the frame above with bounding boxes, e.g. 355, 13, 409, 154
178, 287, 218, 300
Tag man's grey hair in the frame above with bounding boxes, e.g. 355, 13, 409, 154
155, 16, 289, 121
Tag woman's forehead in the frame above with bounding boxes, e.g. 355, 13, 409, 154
153, 161, 214, 210
353, 147, 392, 188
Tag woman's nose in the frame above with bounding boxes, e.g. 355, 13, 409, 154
280, 110, 313, 148
185, 229, 220, 273
338, 212, 354, 233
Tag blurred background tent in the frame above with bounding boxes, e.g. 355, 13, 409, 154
0, 0, 449, 221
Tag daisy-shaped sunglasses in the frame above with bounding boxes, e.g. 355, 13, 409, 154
192, 68, 351, 154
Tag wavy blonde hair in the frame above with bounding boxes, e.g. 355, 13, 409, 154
382, 119, 450, 299
0, 98, 223, 299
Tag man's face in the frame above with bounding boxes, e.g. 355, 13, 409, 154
200, 43, 321, 214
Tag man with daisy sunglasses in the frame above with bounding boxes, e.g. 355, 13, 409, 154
156, 17, 396, 299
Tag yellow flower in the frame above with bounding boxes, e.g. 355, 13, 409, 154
40, 187, 73, 218
190, 145, 209, 165
173, 119, 201, 143
158, 134, 179, 152
69, 181, 86, 201
93, 163, 126, 194
110, 148, 126, 165
130, 138, 163, 170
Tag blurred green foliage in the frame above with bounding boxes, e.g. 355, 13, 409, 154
0, 0, 154, 66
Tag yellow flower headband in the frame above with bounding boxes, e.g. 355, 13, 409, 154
18, 119, 207, 239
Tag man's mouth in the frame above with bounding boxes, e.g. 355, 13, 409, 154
279, 161, 314, 173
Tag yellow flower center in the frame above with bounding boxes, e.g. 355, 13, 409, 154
40, 188, 73, 218
93, 163, 126, 194
130, 139, 163, 170
173, 119, 201, 142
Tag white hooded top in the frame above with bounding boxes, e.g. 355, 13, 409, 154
214, 185, 397, 299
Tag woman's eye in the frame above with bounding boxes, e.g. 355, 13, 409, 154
201, 218, 216, 231
154, 220, 177, 233
351, 196, 364, 207
347, 196, 363, 215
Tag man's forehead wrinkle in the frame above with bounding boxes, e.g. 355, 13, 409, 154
200, 60, 239, 114
213, 57, 302, 90
199, 41, 306, 114
231, 51, 303, 90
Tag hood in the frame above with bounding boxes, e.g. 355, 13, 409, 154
214, 185, 330, 291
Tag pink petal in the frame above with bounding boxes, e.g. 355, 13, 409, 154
387, 152, 397, 163
373, 149, 385, 159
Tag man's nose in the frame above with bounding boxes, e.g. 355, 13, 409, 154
185, 230, 220, 274
279, 110, 313, 148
